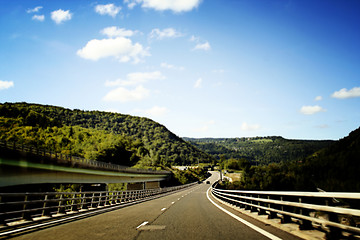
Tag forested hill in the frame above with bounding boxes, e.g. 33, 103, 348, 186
300, 126, 360, 191
184, 136, 334, 165
224, 126, 360, 192
0, 102, 213, 167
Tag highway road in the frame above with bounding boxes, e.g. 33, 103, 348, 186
9, 172, 301, 240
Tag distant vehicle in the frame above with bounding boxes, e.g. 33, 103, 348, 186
206, 181, 210, 184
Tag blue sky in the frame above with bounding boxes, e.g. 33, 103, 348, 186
1, 0, 359, 140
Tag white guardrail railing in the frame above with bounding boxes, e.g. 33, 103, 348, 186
0, 182, 197, 236
211, 182, 360, 239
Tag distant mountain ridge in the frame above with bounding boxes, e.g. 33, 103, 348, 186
184, 136, 334, 165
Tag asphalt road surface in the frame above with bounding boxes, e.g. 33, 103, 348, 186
9, 172, 302, 240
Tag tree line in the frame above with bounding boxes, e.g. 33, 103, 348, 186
185, 136, 333, 165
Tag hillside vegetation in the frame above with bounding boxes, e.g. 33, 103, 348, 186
185, 136, 333, 165
219, 126, 360, 192
0, 102, 213, 168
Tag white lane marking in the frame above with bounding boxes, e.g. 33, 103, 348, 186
137, 221, 149, 229
206, 187, 282, 240
161, 208, 166, 211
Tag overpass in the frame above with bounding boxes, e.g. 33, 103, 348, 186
0, 157, 169, 188
0, 143, 170, 189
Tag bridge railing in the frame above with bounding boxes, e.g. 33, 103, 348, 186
0, 182, 197, 232
0, 141, 169, 175
211, 183, 360, 239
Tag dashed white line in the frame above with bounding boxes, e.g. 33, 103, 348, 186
137, 221, 149, 229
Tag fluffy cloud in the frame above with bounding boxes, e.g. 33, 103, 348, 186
146, 106, 168, 117
189, 35, 200, 42
300, 105, 326, 115
315, 96, 322, 101
132, 106, 169, 118
77, 37, 149, 63
331, 87, 360, 99
95, 4, 121, 17
101, 26, 137, 38
194, 78, 202, 88
26, 6, 43, 13
51, 9, 72, 24
103, 85, 150, 102
105, 71, 165, 86
190, 36, 211, 51
241, 122, 261, 131
32, 15, 45, 21
124, 0, 140, 9
124, 0, 202, 13
193, 41, 211, 51
194, 120, 215, 133
160, 62, 184, 70
0, 80, 14, 90
149, 28, 182, 40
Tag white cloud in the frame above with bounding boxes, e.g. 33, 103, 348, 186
77, 37, 149, 63
146, 106, 168, 117
149, 28, 182, 40
241, 122, 261, 131
300, 105, 326, 115
194, 78, 202, 88
132, 106, 168, 118
32, 15, 45, 21
103, 85, 150, 102
161, 62, 184, 70
315, 96, 322, 101
0, 80, 14, 90
27, 6, 43, 13
127, 71, 165, 83
189, 35, 200, 42
51, 9, 72, 24
95, 4, 121, 17
193, 41, 211, 51
124, 0, 142, 9
125, 0, 202, 12
101, 26, 137, 38
105, 71, 165, 87
331, 87, 360, 99
194, 120, 215, 133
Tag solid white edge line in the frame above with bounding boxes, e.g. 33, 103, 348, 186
136, 221, 149, 229
206, 187, 282, 240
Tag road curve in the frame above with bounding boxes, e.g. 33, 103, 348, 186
9, 172, 301, 240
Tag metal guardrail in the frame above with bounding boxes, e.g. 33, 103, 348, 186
0, 141, 169, 175
0, 182, 197, 235
211, 183, 360, 239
